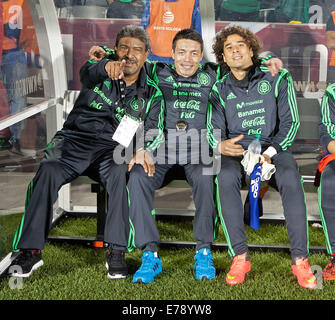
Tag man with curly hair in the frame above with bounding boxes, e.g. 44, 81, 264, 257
209, 26, 317, 289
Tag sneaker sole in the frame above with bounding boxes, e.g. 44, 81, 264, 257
10, 260, 44, 278
323, 273, 335, 281
132, 269, 162, 284
225, 267, 251, 286
196, 276, 215, 281
195, 272, 216, 281
105, 262, 127, 279
132, 276, 154, 284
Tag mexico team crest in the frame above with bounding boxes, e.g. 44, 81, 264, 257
130, 97, 145, 111
197, 72, 210, 86
258, 80, 271, 95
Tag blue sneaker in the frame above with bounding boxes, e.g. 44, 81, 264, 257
132, 251, 162, 284
193, 248, 216, 280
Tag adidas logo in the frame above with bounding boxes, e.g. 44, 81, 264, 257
165, 76, 175, 83
227, 92, 237, 100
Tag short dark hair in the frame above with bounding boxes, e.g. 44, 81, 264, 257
115, 25, 150, 51
212, 26, 263, 71
172, 28, 203, 52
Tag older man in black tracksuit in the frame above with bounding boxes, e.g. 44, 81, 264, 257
8, 25, 164, 280
210, 26, 317, 289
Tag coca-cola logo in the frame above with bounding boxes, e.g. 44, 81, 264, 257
173, 99, 200, 111
241, 116, 266, 128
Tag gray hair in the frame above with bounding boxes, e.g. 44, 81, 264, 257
115, 25, 150, 51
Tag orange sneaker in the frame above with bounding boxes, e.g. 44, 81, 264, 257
291, 258, 317, 289
225, 253, 251, 286
322, 255, 335, 281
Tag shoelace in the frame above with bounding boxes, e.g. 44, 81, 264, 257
108, 250, 124, 263
15, 250, 38, 264
194, 252, 214, 274
296, 259, 310, 269
15, 251, 30, 263
139, 253, 156, 271
197, 253, 213, 267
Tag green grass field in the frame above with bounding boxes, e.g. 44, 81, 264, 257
0, 213, 334, 301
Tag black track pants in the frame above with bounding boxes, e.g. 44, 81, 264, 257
216, 151, 309, 259
12, 133, 129, 251
127, 163, 216, 252
318, 160, 335, 254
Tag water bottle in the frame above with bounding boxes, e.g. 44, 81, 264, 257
248, 134, 261, 154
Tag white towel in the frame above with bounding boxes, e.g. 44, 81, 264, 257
241, 151, 276, 181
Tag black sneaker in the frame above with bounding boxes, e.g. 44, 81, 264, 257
8, 250, 44, 278
105, 249, 128, 279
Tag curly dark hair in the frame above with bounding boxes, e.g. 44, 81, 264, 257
212, 26, 263, 71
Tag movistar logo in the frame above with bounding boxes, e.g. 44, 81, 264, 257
227, 92, 237, 100
236, 99, 263, 110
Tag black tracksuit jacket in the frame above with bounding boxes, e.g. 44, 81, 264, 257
62, 58, 165, 151
208, 65, 300, 153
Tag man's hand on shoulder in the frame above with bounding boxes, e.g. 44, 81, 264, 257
264, 57, 283, 76
88, 46, 107, 61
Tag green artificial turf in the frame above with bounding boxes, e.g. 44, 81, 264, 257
0, 213, 334, 300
